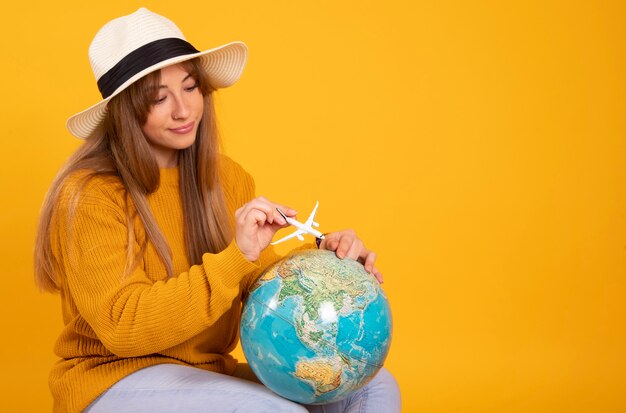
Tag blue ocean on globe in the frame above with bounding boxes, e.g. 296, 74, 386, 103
240, 249, 392, 405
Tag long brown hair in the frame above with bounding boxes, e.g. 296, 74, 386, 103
34, 58, 232, 293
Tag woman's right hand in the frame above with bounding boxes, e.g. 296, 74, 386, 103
234, 197, 297, 262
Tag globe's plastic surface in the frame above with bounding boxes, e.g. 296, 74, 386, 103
240, 249, 392, 404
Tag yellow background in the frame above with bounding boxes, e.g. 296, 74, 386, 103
1, 0, 625, 411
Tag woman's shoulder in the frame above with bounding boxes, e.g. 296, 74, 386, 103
217, 154, 254, 185
59, 169, 126, 207
217, 154, 256, 206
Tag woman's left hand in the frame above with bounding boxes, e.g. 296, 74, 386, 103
318, 229, 383, 283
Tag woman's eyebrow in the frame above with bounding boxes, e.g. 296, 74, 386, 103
158, 74, 194, 89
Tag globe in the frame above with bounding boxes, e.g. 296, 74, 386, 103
240, 249, 392, 405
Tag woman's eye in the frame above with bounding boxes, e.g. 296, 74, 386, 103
185, 84, 199, 92
154, 96, 167, 105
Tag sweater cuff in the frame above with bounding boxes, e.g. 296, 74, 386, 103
202, 240, 260, 288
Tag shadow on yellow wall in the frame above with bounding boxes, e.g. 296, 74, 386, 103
1, 1, 625, 411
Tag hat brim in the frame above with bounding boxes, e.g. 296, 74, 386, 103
66, 41, 247, 139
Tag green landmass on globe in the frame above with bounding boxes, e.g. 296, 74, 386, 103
241, 249, 392, 404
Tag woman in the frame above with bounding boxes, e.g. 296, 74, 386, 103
35, 8, 400, 413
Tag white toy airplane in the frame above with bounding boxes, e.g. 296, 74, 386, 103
271, 201, 325, 245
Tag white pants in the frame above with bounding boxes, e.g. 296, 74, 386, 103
84, 363, 401, 413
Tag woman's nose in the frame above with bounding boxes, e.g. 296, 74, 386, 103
172, 95, 190, 120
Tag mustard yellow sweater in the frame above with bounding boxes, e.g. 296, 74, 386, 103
48, 156, 299, 412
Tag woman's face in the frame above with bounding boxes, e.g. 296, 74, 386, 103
142, 64, 204, 168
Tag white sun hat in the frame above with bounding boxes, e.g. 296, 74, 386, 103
66, 7, 248, 139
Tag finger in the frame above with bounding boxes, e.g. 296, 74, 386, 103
239, 209, 268, 232
362, 251, 377, 273
335, 233, 356, 259
272, 208, 290, 226
372, 267, 383, 284
236, 204, 261, 228
258, 198, 298, 225
237, 199, 272, 220
318, 232, 334, 251
345, 238, 364, 261
239, 198, 280, 225
363, 252, 383, 283
275, 204, 298, 218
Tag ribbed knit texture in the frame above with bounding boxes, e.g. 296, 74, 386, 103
48, 156, 294, 412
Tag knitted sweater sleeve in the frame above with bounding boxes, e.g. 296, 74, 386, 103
55, 173, 260, 358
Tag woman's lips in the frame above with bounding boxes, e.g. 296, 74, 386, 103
169, 122, 194, 134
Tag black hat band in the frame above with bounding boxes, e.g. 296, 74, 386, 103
97, 37, 200, 99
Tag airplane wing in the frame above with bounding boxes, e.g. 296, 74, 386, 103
304, 201, 320, 227
270, 229, 306, 245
